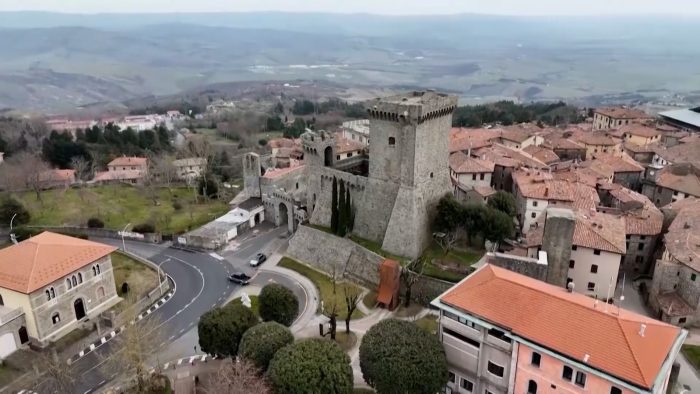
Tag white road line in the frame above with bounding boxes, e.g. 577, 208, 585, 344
189, 356, 197, 363
98, 380, 106, 386
179, 328, 185, 334
169, 335, 175, 340
177, 359, 184, 366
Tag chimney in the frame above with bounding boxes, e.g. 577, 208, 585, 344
639, 324, 647, 337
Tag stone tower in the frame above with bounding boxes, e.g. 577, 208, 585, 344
354, 91, 458, 259
301, 129, 336, 168
242, 153, 262, 198
542, 208, 576, 289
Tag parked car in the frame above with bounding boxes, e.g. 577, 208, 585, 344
249, 253, 267, 267
228, 272, 252, 285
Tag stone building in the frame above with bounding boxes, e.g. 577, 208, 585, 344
340, 119, 370, 145
618, 124, 662, 146
587, 153, 645, 191
642, 163, 700, 207
541, 137, 586, 162
649, 198, 700, 326
570, 131, 622, 159
433, 264, 684, 394
448, 152, 495, 203
473, 144, 547, 193
172, 157, 207, 182
592, 107, 652, 130
0, 232, 120, 353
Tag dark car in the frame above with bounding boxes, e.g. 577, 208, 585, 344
228, 272, 252, 285
249, 253, 267, 267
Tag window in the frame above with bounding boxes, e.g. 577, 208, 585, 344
531, 212, 536, 218
532, 201, 538, 207
78, 273, 83, 284
590, 264, 598, 274
640, 235, 646, 241
531, 352, 541, 367
637, 243, 644, 251
488, 328, 511, 343
572, 245, 577, 251
430, 172, 434, 178
460, 378, 474, 392
51, 313, 60, 325
562, 366, 573, 381
575, 371, 587, 387
448, 372, 455, 383
472, 174, 477, 181
593, 249, 601, 255
92, 266, 96, 276
336, 155, 340, 160
610, 387, 622, 394
528, 380, 538, 394
66, 278, 72, 290
569, 260, 575, 268
443, 327, 480, 348
679, 317, 687, 324
480, 173, 485, 180
45, 289, 51, 301
96, 264, 101, 275
587, 282, 595, 291
72, 276, 77, 286
487, 361, 504, 377
46, 287, 56, 301
692, 274, 697, 282
388, 137, 396, 145
347, 153, 352, 158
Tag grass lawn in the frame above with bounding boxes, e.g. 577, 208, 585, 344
421, 241, 483, 283
278, 257, 365, 320
334, 331, 358, 352
348, 235, 408, 263
362, 290, 377, 309
0, 363, 24, 387
682, 344, 700, 372
414, 315, 439, 335
112, 252, 160, 312
16, 184, 229, 233
229, 295, 260, 317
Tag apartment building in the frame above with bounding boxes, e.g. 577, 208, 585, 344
642, 163, 700, 207
449, 152, 496, 203
571, 131, 622, 160
433, 264, 685, 394
593, 107, 652, 131
618, 124, 661, 146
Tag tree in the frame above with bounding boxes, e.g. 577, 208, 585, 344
337, 179, 347, 236
198, 173, 219, 199
487, 191, 517, 218
331, 177, 339, 233
345, 187, 355, 232
433, 230, 458, 254
268, 339, 353, 394
198, 304, 258, 357
6, 152, 50, 202
481, 207, 514, 246
238, 322, 294, 371
42, 130, 91, 169
0, 197, 30, 226
70, 156, 93, 183
258, 284, 299, 327
360, 319, 447, 394
31, 349, 78, 393
202, 358, 271, 394
401, 257, 426, 307
434, 194, 465, 233
343, 286, 360, 333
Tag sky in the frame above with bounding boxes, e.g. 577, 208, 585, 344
1, 0, 700, 16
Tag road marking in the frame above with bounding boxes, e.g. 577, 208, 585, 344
169, 335, 175, 340
209, 252, 225, 261
179, 328, 185, 334
98, 380, 106, 386
177, 359, 183, 366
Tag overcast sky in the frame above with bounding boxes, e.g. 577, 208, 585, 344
1, 0, 699, 16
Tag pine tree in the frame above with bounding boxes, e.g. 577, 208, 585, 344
338, 180, 347, 236
331, 177, 339, 233
346, 188, 354, 232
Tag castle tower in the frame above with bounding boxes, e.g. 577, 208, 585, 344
301, 129, 336, 168
354, 91, 458, 259
242, 152, 262, 198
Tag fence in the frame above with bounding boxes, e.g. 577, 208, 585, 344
23, 225, 162, 243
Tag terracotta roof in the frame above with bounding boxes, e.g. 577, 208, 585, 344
663, 198, 700, 270
522, 145, 559, 164
498, 128, 531, 144
474, 144, 548, 169
38, 169, 76, 183
93, 170, 144, 182
579, 160, 615, 180
335, 135, 366, 154
623, 142, 657, 154
108, 156, 147, 167
595, 107, 652, 120
656, 292, 695, 317
552, 168, 599, 189
653, 140, 700, 167
619, 124, 661, 139
0, 232, 116, 294
267, 138, 298, 149
572, 131, 620, 147
590, 153, 644, 173
438, 264, 682, 390
543, 137, 585, 151
574, 210, 626, 254
655, 164, 700, 197
472, 185, 497, 197
449, 152, 495, 174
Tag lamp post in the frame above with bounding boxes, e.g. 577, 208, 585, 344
9, 213, 17, 244
121, 223, 132, 253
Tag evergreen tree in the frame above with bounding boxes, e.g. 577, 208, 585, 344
331, 177, 339, 233
338, 180, 347, 236
346, 188, 354, 232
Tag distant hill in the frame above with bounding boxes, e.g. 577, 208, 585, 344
0, 12, 699, 112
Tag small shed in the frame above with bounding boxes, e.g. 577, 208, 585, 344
376, 259, 401, 311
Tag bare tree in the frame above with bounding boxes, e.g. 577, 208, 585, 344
343, 286, 360, 333
401, 257, 426, 308
151, 155, 177, 190
71, 156, 93, 184
203, 358, 271, 394
31, 349, 78, 393
10, 152, 50, 202
434, 231, 458, 254
101, 306, 166, 393
323, 265, 340, 340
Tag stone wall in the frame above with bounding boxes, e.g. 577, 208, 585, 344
486, 252, 548, 282
401, 274, 454, 306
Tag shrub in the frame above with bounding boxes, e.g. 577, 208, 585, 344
359, 319, 448, 394
259, 284, 299, 327
198, 303, 258, 357
268, 339, 352, 394
132, 222, 156, 234
198, 174, 219, 199
12, 226, 40, 241
0, 197, 30, 226
87, 217, 105, 228
258, 138, 268, 146
238, 322, 294, 371
172, 200, 183, 211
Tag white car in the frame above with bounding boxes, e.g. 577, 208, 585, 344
249, 253, 267, 267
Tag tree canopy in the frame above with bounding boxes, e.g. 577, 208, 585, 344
452, 101, 583, 128
433, 194, 514, 247
359, 319, 448, 394
487, 191, 517, 218
238, 322, 294, 371
198, 304, 258, 357
258, 284, 299, 327
268, 339, 353, 394
0, 197, 30, 227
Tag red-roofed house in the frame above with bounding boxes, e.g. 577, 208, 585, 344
95, 156, 149, 184
593, 107, 652, 130
38, 169, 76, 190
449, 152, 496, 203
433, 264, 685, 394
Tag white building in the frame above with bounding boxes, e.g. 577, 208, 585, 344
448, 152, 495, 203
340, 119, 370, 146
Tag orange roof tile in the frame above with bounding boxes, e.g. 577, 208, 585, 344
449, 152, 495, 174
0, 232, 116, 294
595, 107, 652, 120
619, 124, 660, 138
573, 210, 626, 254
663, 198, 700, 270
522, 145, 559, 164
108, 156, 148, 167
655, 164, 700, 197
438, 264, 682, 390
590, 153, 644, 173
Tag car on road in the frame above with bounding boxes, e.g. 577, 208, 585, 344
228, 272, 252, 285
250, 253, 267, 267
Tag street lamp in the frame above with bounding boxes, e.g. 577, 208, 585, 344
121, 223, 132, 253
157, 258, 170, 297
9, 213, 17, 244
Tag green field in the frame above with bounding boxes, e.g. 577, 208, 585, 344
421, 242, 482, 283
279, 257, 365, 320
15, 185, 229, 233
229, 295, 260, 317
682, 345, 700, 372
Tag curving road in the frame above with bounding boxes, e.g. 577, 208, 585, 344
31, 225, 304, 393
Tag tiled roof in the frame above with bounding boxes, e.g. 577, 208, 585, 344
655, 164, 700, 197
335, 135, 365, 154
38, 169, 75, 183
522, 145, 559, 164
449, 136, 492, 153
653, 140, 700, 167
619, 124, 661, 138
108, 156, 147, 167
590, 153, 644, 173
623, 142, 658, 154
656, 292, 695, 317
498, 128, 531, 143
474, 144, 548, 169
595, 107, 652, 120
473, 185, 497, 197
267, 138, 298, 149
579, 160, 615, 180
93, 170, 144, 182
543, 137, 585, 151
572, 131, 620, 147
438, 264, 682, 390
0, 232, 116, 293
663, 198, 700, 270
449, 152, 495, 174
574, 210, 626, 254
552, 168, 600, 188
